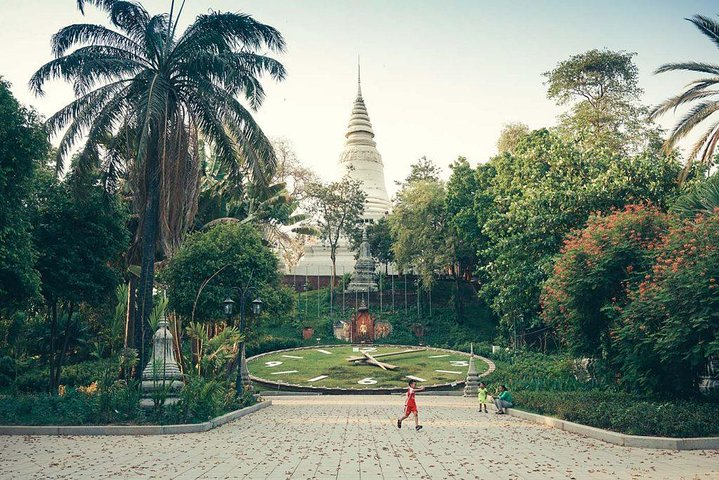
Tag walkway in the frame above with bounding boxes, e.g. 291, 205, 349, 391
1, 395, 717, 479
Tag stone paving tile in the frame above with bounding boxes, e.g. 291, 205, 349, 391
1, 395, 719, 479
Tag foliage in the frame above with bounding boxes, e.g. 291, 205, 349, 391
477, 129, 681, 341
185, 322, 241, 377
395, 156, 441, 188
515, 390, 719, 437
672, 172, 719, 219
0, 376, 256, 426
305, 174, 367, 280
31, 0, 286, 362
171, 380, 255, 424
612, 212, 719, 396
33, 173, 129, 392
195, 148, 315, 254
483, 351, 586, 393
544, 49, 653, 155
541, 205, 671, 358
0, 79, 48, 311
390, 180, 448, 288
650, 14, 719, 177
496, 122, 529, 155
161, 222, 288, 324
445, 157, 481, 280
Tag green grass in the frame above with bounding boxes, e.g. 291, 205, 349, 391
247, 345, 487, 389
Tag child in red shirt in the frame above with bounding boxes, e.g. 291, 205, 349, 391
397, 379, 425, 431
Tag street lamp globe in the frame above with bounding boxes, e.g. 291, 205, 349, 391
251, 298, 263, 315
222, 297, 235, 317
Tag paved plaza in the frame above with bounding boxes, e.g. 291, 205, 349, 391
1, 395, 718, 479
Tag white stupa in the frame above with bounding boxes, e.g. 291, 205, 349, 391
339, 65, 392, 221
285, 65, 392, 276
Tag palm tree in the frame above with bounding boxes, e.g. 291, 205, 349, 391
651, 14, 719, 180
197, 153, 317, 258
30, 0, 286, 369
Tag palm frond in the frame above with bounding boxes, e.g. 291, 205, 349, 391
688, 14, 719, 51
654, 61, 719, 75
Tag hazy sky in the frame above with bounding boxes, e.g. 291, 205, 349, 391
1, 0, 718, 195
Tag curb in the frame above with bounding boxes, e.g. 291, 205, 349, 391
0, 400, 271, 436
507, 408, 719, 450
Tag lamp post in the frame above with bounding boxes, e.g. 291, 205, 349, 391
223, 293, 262, 396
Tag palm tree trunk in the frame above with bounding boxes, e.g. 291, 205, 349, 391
134, 156, 160, 379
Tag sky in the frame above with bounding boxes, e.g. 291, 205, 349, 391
1, 0, 718, 195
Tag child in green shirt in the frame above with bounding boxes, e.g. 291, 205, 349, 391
477, 382, 488, 413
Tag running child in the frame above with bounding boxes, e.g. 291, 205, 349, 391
397, 379, 424, 431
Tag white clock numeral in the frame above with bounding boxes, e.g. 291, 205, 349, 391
265, 361, 283, 367
357, 377, 378, 385
450, 360, 469, 367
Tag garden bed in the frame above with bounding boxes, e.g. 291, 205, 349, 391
514, 390, 719, 438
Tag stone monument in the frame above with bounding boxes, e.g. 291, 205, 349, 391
140, 316, 183, 407
285, 64, 393, 276
346, 228, 378, 292
463, 343, 480, 397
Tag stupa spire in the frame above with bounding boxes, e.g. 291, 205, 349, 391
338, 63, 392, 221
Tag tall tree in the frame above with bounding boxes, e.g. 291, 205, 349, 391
544, 49, 656, 155
34, 173, 128, 392
389, 179, 448, 289
0, 79, 48, 312
31, 0, 286, 368
305, 174, 366, 283
650, 14, 719, 179
395, 156, 441, 188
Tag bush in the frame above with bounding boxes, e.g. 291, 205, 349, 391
0, 378, 256, 426
515, 390, 719, 437
14, 358, 116, 393
484, 351, 590, 392
541, 205, 670, 357
613, 212, 719, 396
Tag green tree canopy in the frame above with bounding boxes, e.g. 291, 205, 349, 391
545, 49, 657, 155
445, 157, 481, 278
477, 129, 681, 341
0, 79, 48, 311
34, 171, 129, 391
161, 223, 289, 325
496, 122, 530, 155
613, 212, 719, 396
389, 179, 448, 289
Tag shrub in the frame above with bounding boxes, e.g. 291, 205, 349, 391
541, 205, 670, 357
613, 211, 719, 396
516, 390, 719, 437
484, 351, 589, 392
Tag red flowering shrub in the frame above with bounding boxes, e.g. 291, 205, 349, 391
613, 209, 719, 395
541, 205, 671, 357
